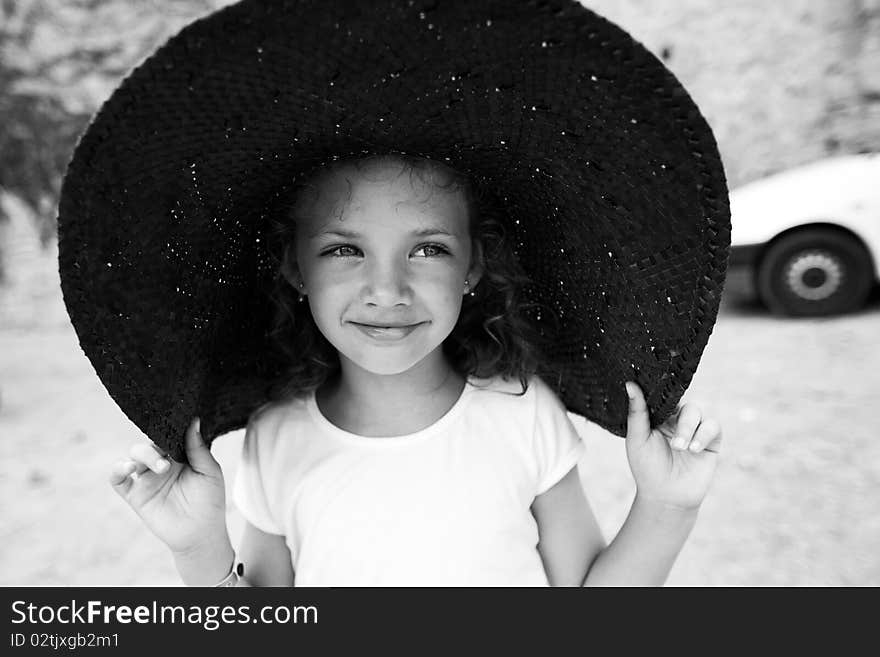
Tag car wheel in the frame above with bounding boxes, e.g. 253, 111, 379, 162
756, 228, 874, 317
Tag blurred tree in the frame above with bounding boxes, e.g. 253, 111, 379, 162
0, 0, 226, 281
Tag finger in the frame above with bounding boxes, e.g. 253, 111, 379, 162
108, 459, 137, 490
184, 417, 218, 475
689, 418, 722, 454
624, 381, 650, 443
670, 403, 703, 451
129, 441, 171, 475
130, 460, 151, 477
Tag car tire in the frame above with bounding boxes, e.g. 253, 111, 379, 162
756, 228, 874, 317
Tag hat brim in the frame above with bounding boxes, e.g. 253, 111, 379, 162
58, 0, 730, 460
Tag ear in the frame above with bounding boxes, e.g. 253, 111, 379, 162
465, 239, 484, 293
280, 243, 305, 293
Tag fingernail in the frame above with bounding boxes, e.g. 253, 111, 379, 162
155, 459, 169, 473
672, 437, 686, 450
689, 440, 702, 452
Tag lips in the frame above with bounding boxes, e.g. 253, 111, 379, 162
349, 321, 426, 342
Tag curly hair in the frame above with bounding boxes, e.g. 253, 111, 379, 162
264, 153, 550, 401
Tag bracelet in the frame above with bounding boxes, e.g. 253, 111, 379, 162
213, 560, 244, 587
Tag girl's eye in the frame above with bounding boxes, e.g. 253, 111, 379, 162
323, 245, 361, 258
412, 243, 449, 258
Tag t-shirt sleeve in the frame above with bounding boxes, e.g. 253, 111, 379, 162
532, 378, 586, 496
231, 411, 284, 535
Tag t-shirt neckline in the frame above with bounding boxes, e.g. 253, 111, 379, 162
306, 378, 476, 444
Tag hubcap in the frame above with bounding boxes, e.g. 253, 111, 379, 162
786, 251, 843, 301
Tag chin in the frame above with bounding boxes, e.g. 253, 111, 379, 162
344, 351, 430, 376
334, 333, 449, 376
363, 360, 423, 376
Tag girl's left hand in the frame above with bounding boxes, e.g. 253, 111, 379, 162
624, 381, 722, 511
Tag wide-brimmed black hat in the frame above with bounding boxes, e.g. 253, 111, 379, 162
58, 0, 730, 461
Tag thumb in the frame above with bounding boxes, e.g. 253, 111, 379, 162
624, 381, 651, 443
185, 417, 219, 475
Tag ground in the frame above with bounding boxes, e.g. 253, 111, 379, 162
1, 233, 878, 585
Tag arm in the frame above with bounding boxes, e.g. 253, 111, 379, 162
173, 520, 295, 587
531, 466, 605, 586
228, 405, 295, 586
234, 520, 296, 587
534, 380, 721, 586
580, 496, 696, 586
531, 466, 697, 586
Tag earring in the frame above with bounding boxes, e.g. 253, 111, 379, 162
464, 279, 475, 297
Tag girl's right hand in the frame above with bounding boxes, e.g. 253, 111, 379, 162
109, 418, 231, 562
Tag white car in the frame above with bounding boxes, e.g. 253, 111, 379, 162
729, 153, 880, 316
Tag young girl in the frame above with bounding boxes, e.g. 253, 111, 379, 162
108, 153, 722, 587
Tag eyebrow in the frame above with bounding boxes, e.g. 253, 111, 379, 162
309, 227, 459, 239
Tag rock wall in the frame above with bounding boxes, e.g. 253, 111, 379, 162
584, 0, 880, 187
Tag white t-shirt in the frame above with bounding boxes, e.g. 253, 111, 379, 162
232, 375, 585, 586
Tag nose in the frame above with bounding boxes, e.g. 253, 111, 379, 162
361, 258, 412, 307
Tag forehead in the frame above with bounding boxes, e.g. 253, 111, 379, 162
293, 161, 470, 237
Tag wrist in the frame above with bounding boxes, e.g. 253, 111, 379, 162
172, 537, 235, 586
632, 493, 701, 523
584, 493, 699, 586
212, 561, 245, 587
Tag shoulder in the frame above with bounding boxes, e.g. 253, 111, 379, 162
238, 393, 312, 469
467, 375, 576, 444
468, 373, 561, 398
466, 374, 564, 416
528, 375, 568, 414
246, 392, 311, 440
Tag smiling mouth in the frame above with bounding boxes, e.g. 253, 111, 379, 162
351, 322, 424, 329
349, 321, 426, 342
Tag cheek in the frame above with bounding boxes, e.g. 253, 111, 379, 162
424, 278, 463, 316
306, 280, 348, 322
302, 261, 352, 300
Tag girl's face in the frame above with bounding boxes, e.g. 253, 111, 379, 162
288, 160, 481, 377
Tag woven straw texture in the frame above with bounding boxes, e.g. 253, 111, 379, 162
58, 0, 730, 461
